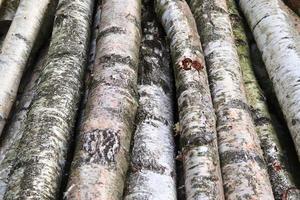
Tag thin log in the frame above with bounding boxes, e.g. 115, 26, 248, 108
238, 0, 300, 162
227, 0, 299, 199
65, 0, 141, 199
124, 1, 176, 199
155, 0, 224, 199
0, 0, 20, 35
0, 0, 57, 136
3, 0, 94, 199
188, 0, 274, 199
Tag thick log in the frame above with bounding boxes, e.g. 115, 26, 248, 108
0, 45, 48, 200
155, 0, 224, 199
3, 0, 94, 199
238, 0, 300, 162
188, 0, 274, 199
123, 1, 176, 199
227, 0, 299, 199
65, 0, 141, 199
0, 0, 57, 136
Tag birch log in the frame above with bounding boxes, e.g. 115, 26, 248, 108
155, 0, 224, 199
65, 0, 141, 199
0, 0, 56, 136
188, 0, 274, 199
3, 0, 94, 199
124, 1, 176, 199
0, 0, 20, 34
238, 0, 300, 162
227, 0, 298, 199
0, 45, 48, 200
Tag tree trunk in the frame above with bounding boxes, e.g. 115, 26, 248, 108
0, 0, 20, 35
0, 0, 57, 136
227, 0, 299, 199
238, 0, 300, 162
0, 45, 48, 200
3, 0, 94, 199
123, 1, 176, 199
188, 0, 274, 199
155, 0, 224, 199
65, 0, 141, 199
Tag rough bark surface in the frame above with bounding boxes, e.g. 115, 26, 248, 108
3, 0, 94, 199
227, 0, 299, 199
65, 0, 141, 199
0, 0, 20, 34
0, 0, 56, 136
238, 0, 300, 162
156, 0, 224, 199
124, 1, 176, 199
0, 45, 48, 200
189, 0, 274, 199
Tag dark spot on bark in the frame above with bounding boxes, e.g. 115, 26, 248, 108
126, 13, 141, 30
14, 33, 29, 46
82, 129, 120, 166
221, 150, 266, 170
252, 14, 270, 31
180, 58, 204, 71
98, 54, 137, 71
292, 119, 297, 125
97, 26, 126, 41
181, 131, 216, 148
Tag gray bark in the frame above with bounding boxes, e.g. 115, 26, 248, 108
3, 0, 94, 199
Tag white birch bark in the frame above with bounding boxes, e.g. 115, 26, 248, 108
238, 0, 300, 162
155, 0, 224, 199
189, 0, 274, 199
3, 0, 94, 199
227, 1, 299, 199
124, 1, 176, 199
65, 0, 141, 199
0, 0, 56, 136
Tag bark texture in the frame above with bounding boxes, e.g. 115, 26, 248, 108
0, 45, 48, 200
124, 1, 176, 199
156, 0, 224, 199
189, 0, 274, 199
3, 0, 94, 199
0, 0, 56, 136
238, 0, 300, 162
227, 0, 298, 199
65, 0, 141, 199
0, 0, 20, 34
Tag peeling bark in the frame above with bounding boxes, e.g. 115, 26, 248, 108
0, 45, 48, 200
227, 0, 299, 199
238, 0, 300, 162
189, 0, 274, 199
65, 0, 141, 199
124, 1, 176, 199
3, 0, 94, 199
0, 0, 20, 35
0, 0, 57, 136
155, 0, 224, 199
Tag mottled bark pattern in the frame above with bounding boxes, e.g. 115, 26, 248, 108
227, 0, 298, 199
0, 46, 48, 200
189, 0, 274, 199
239, 0, 300, 162
0, 0, 20, 34
3, 0, 94, 199
124, 1, 176, 199
156, 0, 224, 199
65, 0, 141, 199
0, 0, 56, 136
